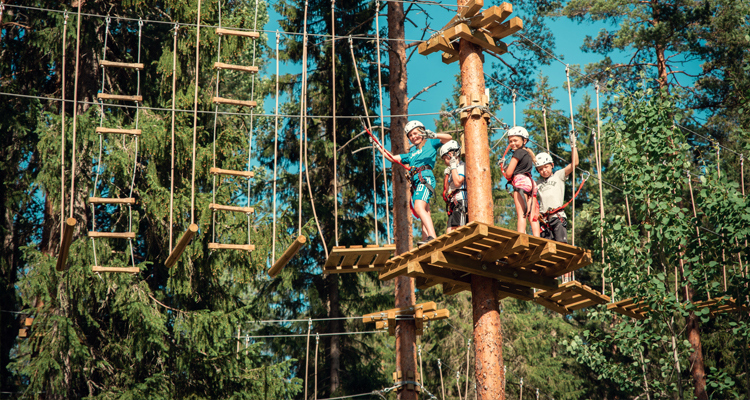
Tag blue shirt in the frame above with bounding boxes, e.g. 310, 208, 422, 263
400, 139, 442, 182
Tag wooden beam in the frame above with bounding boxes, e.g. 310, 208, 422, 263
469, 3, 513, 28
95, 127, 141, 135
97, 93, 143, 102
445, 23, 507, 55
89, 197, 136, 205
165, 223, 198, 268
56, 217, 77, 271
24, 318, 33, 327
92, 266, 140, 273
534, 296, 571, 315
487, 16, 523, 40
88, 231, 136, 239
100, 60, 144, 70
213, 62, 259, 73
268, 235, 306, 278
216, 28, 260, 38
210, 167, 255, 178
442, 51, 460, 65
481, 234, 528, 262
550, 250, 593, 277
418, 34, 458, 56
496, 281, 534, 301
407, 262, 471, 287
208, 243, 255, 251
430, 251, 558, 290
507, 242, 557, 268
459, 0, 484, 18
212, 97, 257, 108
209, 203, 254, 214
18, 329, 28, 338
363, 301, 437, 323
442, 282, 470, 296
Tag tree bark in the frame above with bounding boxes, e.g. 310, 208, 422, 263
328, 275, 341, 395
686, 284, 708, 400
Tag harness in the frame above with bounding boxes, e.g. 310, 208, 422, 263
406, 165, 434, 220
499, 144, 539, 220
539, 171, 590, 229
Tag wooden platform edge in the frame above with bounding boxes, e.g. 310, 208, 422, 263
268, 236, 306, 278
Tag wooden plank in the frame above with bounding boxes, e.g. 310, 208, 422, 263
89, 197, 136, 205
92, 266, 140, 273
363, 302, 437, 323
487, 16, 523, 40
459, 0, 484, 18
55, 217, 77, 271
430, 251, 558, 290
96, 127, 141, 135
209, 203, 254, 213
88, 231, 135, 239
100, 60, 144, 70
338, 252, 361, 268
497, 281, 534, 301
550, 250, 593, 277
165, 223, 199, 268
407, 262, 471, 287
418, 34, 458, 57
19, 329, 28, 338
216, 28, 260, 38
415, 308, 423, 334
212, 97, 257, 107
443, 282, 470, 296
208, 243, 255, 251
569, 283, 611, 304
505, 242, 556, 268
534, 296, 571, 315
422, 308, 450, 321
268, 235, 306, 278
213, 62, 259, 73
481, 234, 528, 261
446, 23, 507, 55
469, 3, 513, 28
210, 167, 255, 178
24, 318, 33, 327
97, 93, 143, 102
442, 50, 460, 65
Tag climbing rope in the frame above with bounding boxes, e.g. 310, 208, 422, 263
190, 0, 203, 224
374, 0, 391, 244
210, 4, 223, 245
246, 0, 260, 244
463, 339, 471, 399
59, 11, 69, 245
331, 0, 338, 247
304, 318, 311, 400
169, 24, 178, 250
272, 31, 280, 261
68, 0, 84, 220
438, 359, 446, 400
512, 89, 517, 126
314, 332, 319, 400
564, 65, 576, 247
595, 83, 606, 294
542, 105, 549, 153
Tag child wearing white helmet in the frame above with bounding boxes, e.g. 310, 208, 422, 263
440, 140, 467, 232
372, 120, 453, 244
501, 126, 540, 236
535, 133, 579, 243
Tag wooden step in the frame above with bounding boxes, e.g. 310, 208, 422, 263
212, 97, 256, 108
89, 197, 136, 205
210, 167, 254, 178
209, 203, 254, 214
98, 93, 143, 102
208, 243, 255, 251
100, 60, 144, 70
55, 217, 77, 272
268, 236, 306, 278
88, 231, 136, 239
92, 266, 140, 273
96, 127, 142, 135
213, 62, 259, 73
216, 28, 260, 38
165, 224, 199, 268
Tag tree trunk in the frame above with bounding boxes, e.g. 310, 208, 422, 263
328, 275, 341, 395
685, 284, 708, 400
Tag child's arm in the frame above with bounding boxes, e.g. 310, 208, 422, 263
504, 158, 518, 181
436, 132, 453, 143
372, 139, 404, 163
563, 133, 579, 176
449, 158, 465, 186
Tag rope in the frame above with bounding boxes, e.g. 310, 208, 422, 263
565, 65, 576, 248
314, 333, 319, 400
519, 377, 524, 400
190, 0, 203, 224
512, 89, 517, 126
169, 24, 178, 250
332, 0, 338, 247
595, 84, 606, 294
438, 359, 446, 400
418, 345, 424, 394
304, 319, 311, 400
463, 339, 471, 399
272, 31, 280, 261
68, 1, 84, 220
456, 370, 462, 400
542, 106, 549, 152
210, 3, 222, 245
247, 0, 260, 244
297, 1, 307, 235
59, 12, 68, 244
374, 0, 391, 244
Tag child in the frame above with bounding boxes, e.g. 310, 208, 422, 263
373, 120, 452, 244
440, 140, 467, 232
535, 133, 579, 243
502, 126, 540, 236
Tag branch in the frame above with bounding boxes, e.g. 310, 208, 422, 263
407, 81, 442, 105
486, 50, 519, 76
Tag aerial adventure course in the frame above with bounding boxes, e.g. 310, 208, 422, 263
1, 0, 749, 399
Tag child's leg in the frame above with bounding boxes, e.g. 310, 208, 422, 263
512, 191, 527, 234
414, 200, 437, 238
526, 196, 540, 236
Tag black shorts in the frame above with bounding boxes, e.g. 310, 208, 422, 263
448, 200, 468, 228
541, 216, 568, 244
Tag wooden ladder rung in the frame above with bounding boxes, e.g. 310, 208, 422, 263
92, 266, 140, 273
88, 231, 136, 239
209, 203, 254, 214
210, 167, 254, 178
208, 243, 255, 251
55, 217, 77, 271
213, 62, 259, 73
89, 197, 136, 205
216, 28, 260, 38
212, 97, 256, 107
98, 93, 143, 102
100, 60, 144, 70
165, 223, 199, 268
96, 127, 142, 135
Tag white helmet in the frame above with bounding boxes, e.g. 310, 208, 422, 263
439, 140, 461, 158
404, 120, 425, 136
507, 126, 529, 140
535, 152, 553, 167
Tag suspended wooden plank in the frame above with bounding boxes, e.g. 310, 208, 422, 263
215, 28, 260, 38
97, 93, 143, 102
418, 34, 458, 56
96, 127, 141, 135
363, 301, 437, 323
165, 223, 199, 268
469, 3, 513, 28
496, 281, 535, 301
210, 167, 255, 178
208, 243, 255, 251
212, 97, 257, 108
56, 217, 77, 271
694, 297, 748, 315
607, 297, 649, 320
89, 197, 136, 205
487, 17, 523, 40
534, 281, 610, 315
268, 235, 306, 278
19, 329, 28, 338
209, 203, 254, 214
88, 231, 136, 239
459, 0, 484, 18
323, 244, 396, 273
92, 266, 140, 273
100, 60, 144, 70
374, 309, 450, 334
24, 318, 33, 327
213, 62, 259, 73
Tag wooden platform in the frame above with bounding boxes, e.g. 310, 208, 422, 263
323, 244, 396, 274
378, 222, 592, 296
607, 298, 650, 320
695, 297, 747, 315
363, 302, 449, 336
533, 281, 610, 315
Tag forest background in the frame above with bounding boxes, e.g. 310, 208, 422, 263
0, 0, 749, 399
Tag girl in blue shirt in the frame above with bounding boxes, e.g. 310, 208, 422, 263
373, 120, 452, 244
